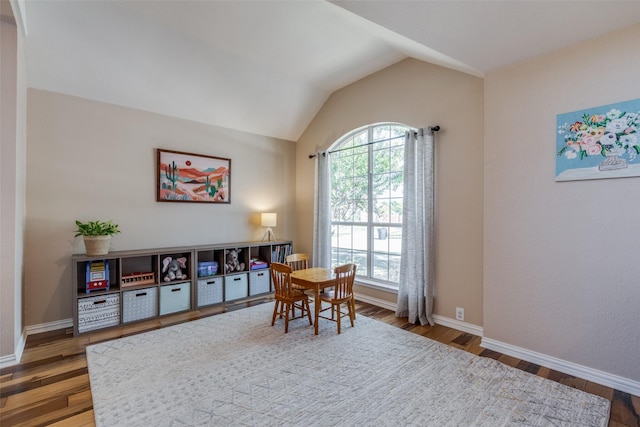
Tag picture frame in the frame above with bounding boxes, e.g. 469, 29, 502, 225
556, 98, 640, 181
157, 149, 231, 203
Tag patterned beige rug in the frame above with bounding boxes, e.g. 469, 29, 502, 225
87, 303, 610, 426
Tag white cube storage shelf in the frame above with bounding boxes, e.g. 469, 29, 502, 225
249, 270, 271, 295
71, 240, 292, 335
160, 282, 191, 315
225, 273, 248, 301
197, 277, 223, 307
122, 287, 158, 323
77, 293, 120, 333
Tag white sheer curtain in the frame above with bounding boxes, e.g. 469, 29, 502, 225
312, 152, 332, 269
396, 128, 435, 326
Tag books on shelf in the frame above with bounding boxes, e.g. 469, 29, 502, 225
270, 244, 292, 264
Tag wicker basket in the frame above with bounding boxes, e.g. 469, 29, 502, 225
83, 235, 111, 256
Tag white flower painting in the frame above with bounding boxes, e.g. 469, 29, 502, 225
556, 98, 640, 181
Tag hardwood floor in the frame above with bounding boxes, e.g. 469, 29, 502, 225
1, 299, 638, 426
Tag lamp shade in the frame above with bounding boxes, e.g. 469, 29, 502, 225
261, 213, 277, 227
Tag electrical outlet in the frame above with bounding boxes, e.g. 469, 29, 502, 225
455, 307, 464, 321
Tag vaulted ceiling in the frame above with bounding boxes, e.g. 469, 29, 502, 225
14, 0, 640, 141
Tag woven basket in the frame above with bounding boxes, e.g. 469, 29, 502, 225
83, 235, 111, 256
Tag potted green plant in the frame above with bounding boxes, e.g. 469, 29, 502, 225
75, 220, 120, 256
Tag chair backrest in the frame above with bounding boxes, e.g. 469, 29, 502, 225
333, 263, 356, 299
270, 262, 296, 298
285, 253, 309, 271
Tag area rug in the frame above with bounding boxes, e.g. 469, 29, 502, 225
86, 303, 610, 426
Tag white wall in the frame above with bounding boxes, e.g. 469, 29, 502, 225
484, 24, 640, 383
25, 90, 296, 327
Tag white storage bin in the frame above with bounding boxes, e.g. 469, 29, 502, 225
249, 270, 271, 295
77, 293, 120, 333
197, 277, 223, 307
160, 282, 191, 315
123, 287, 158, 323
225, 273, 248, 301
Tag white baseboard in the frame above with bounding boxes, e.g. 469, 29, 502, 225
0, 354, 19, 368
481, 337, 640, 397
355, 294, 484, 337
0, 318, 73, 368
354, 293, 397, 311
432, 314, 484, 337
0, 329, 26, 369
24, 318, 73, 336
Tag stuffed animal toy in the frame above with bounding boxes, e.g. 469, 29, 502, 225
162, 256, 188, 282
225, 248, 245, 273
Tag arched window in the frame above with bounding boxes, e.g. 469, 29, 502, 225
330, 123, 414, 288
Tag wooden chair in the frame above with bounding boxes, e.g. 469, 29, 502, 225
285, 253, 309, 271
270, 262, 312, 333
318, 263, 357, 334
286, 253, 312, 297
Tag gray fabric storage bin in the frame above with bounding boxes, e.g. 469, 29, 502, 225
122, 287, 158, 323
249, 270, 271, 295
197, 277, 223, 307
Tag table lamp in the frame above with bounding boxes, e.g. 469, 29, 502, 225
261, 213, 277, 241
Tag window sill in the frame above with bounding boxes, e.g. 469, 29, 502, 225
354, 278, 398, 294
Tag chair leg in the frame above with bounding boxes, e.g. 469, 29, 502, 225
296, 300, 304, 319
305, 300, 312, 325
337, 303, 342, 334
292, 301, 304, 326
348, 301, 355, 327
271, 301, 280, 326
284, 302, 290, 333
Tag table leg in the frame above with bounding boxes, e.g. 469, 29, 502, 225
315, 286, 320, 335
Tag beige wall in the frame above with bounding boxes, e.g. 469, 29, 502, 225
1, 19, 18, 358
25, 90, 296, 327
1, 16, 26, 361
296, 58, 484, 325
484, 24, 640, 381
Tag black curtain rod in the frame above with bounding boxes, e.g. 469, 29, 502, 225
308, 125, 440, 159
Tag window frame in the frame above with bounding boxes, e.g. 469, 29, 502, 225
329, 123, 414, 289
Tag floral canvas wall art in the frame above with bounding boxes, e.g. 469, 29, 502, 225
556, 98, 640, 181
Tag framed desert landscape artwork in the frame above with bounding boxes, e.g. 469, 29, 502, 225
157, 149, 231, 203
